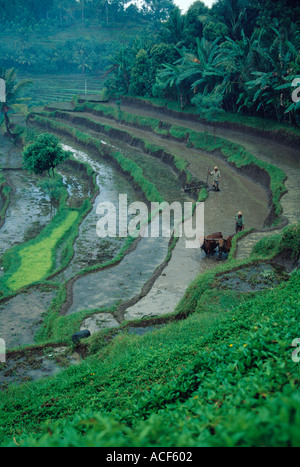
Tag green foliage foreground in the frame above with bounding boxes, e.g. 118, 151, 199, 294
23, 133, 71, 176
0, 251, 299, 446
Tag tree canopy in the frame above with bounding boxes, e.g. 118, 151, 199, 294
0, 0, 299, 126
103, 0, 300, 125
23, 133, 71, 176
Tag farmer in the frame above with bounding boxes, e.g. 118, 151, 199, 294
209, 166, 221, 191
235, 211, 245, 233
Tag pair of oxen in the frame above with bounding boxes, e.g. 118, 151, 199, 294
201, 232, 234, 259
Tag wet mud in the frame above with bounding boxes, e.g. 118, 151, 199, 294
0, 286, 58, 349
0, 97, 299, 387
0, 170, 51, 256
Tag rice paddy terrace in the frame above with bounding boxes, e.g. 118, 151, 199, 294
0, 95, 299, 391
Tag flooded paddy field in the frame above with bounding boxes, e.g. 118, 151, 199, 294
0, 95, 299, 388
0, 285, 58, 349
0, 170, 51, 256
213, 263, 289, 293
0, 344, 81, 391
56, 144, 144, 281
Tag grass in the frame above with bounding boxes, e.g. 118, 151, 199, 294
20, 74, 105, 107
252, 222, 300, 259
0, 255, 299, 447
71, 101, 287, 225
6, 210, 78, 291
129, 96, 300, 139
0, 155, 98, 297
0, 102, 298, 447
0, 121, 298, 448
0, 171, 11, 222
30, 113, 192, 200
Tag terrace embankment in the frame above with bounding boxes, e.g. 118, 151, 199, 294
58, 99, 298, 258
31, 107, 271, 234
28, 101, 279, 326
0, 96, 298, 389
108, 96, 300, 150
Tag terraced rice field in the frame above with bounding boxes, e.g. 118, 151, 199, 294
20, 74, 104, 107
0, 95, 298, 387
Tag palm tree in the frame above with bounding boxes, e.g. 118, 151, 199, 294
157, 62, 186, 108
220, 0, 248, 41
216, 29, 264, 111
159, 6, 184, 46
103, 45, 135, 94
200, 0, 248, 41
177, 37, 224, 96
245, 23, 299, 121
0, 68, 32, 138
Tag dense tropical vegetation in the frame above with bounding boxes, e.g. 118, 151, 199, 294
104, 0, 300, 124
0, 0, 299, 125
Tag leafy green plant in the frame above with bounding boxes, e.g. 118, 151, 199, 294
23, 133, 71, 177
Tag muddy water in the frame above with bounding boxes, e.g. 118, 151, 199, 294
44, 113, 269, 322
0, 108, 295, 386
59, 140, 205, 318
123, 230, 215, 322
0, 135, 54, 258
0, 287, 57, 349
0, 170, 51, 257
108, 103, 298, 231
214, 263, 288, 293
66, 110, 270, 237
164, 140, 268, 236
60, 140, 199, 316
213, 127, 299, 225
1, 106, 294, 342
92, 103, 299, 262
66, 233, 169, 315
56, 144, 145, 281
209, 128, 299, 259
0, 138, 23, 169
61, 140, 212, 317
0, 345, 81, 391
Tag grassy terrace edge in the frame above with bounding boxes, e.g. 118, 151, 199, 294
46, 101, 287, 226
0, 110, 202, 346
0, 162, 99, 297
21, 112, 294, 342
1, 114, 299, 446
12, 116, 184, 344
117, 96, 300, 146
0, 224, 299, 446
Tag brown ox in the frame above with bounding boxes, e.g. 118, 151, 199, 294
218, 235, 234, 258
201, 232, 223, 256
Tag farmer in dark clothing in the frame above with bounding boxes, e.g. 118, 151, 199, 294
235, 211, 245, 233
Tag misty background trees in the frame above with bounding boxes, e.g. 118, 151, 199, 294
0, 0, 299, 124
